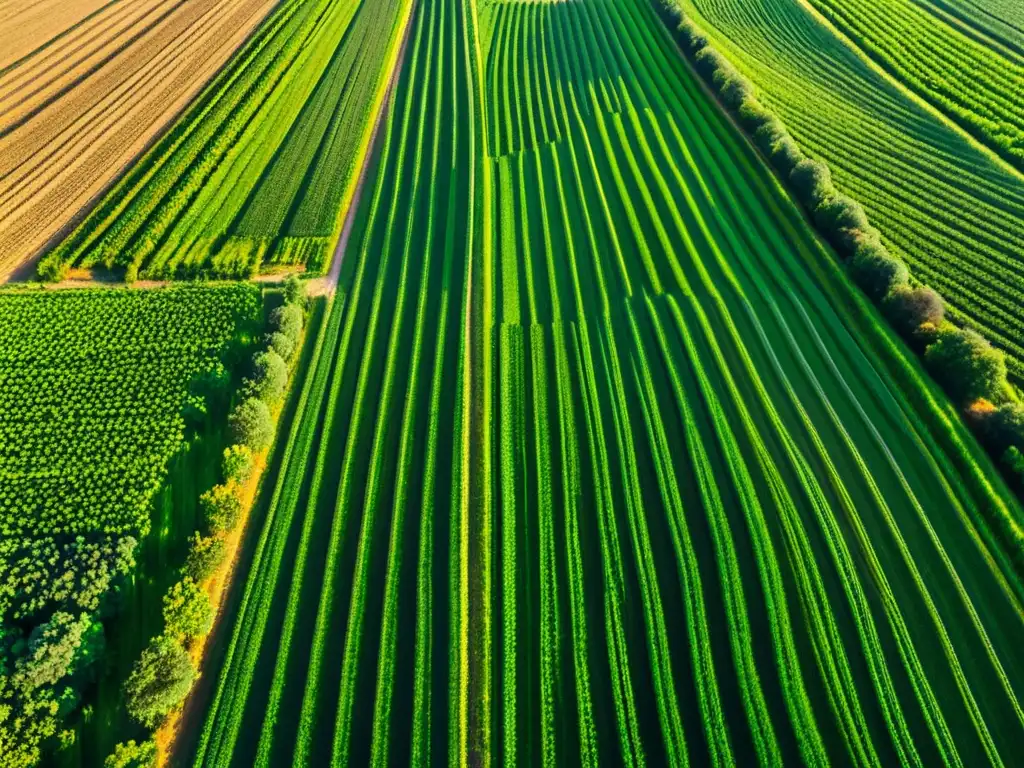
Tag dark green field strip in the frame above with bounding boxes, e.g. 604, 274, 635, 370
191, 0, 484, 762
486, 0, 1024, 765
41, 0, 407, 280
680, 0, 1024, 384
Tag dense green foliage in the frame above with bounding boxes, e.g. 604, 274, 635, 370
124, 636, 196, 728
107, 282, 310, 767
37, 0, 409, 281
221, 445, 256, 486
0, 286, 259, 767
925, 326, 1008, 402
201, 484, 244, 536
191, 1, 1024, 767
162, 578, 214, 642
181, 533, 228, 584
228, 399, 274, 451
103, 739, 157, 768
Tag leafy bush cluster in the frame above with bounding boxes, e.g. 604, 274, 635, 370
657, 0, 1024, 553
117, 278, 307, 752
0, 286, 260, 767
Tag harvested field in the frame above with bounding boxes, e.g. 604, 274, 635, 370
0, 0, 277, 280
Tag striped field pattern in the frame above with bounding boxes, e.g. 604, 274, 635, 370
37, 0, 410, 280
677, 0, 1024, 384
0, 0, 276, 278
187, 0, 1024, 765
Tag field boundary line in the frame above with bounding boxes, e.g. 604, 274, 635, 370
788, 0, 1024, 183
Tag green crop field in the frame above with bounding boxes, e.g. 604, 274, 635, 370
187, 0, 1024, 765
678, 0, 1024, 383
37, 0, 410, 282
0, 285, 261, 766
803, 0, 1024, 166
913, 0, 1024, 53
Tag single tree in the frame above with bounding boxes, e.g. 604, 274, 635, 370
200, 484, 242, 535
182, 532, 227, 583
925, 326, 1007, 404
246, 350, 288, 405
883, 285, 944, 340
124, 636, 195, 728
283, 274, 307, 308
270, 304, 303, 347
267, 330, 295, 362
163, 578, 213, 641
228, 397, 274, 450
221, 444, 255, 485
848, 242, 908, 301
105, 740, 157, 768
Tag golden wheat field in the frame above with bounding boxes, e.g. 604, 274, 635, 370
0, 0, 277, 280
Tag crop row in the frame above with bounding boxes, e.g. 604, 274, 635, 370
482, 0, 1024, 765
805, 0, 1024, 166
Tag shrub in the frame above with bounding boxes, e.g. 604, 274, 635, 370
163, 578, 213, 641
978, 403, 1024, 453
769, 136, 804, 176
124, 636, 195, 728
718, 74, 754, 111
228, 397, 274, 450
694, 48, 731, 80
677, 19, 708, 53
848, 242, 908, 301
883, 285, 945, 339
12, 612, 96, 695
924, 326, 1007, 404
283, 274, 307, 308
200, 484, 242, 535
267, 330, 295, 361
789, 158, 835, 207
737, 98, 772, 132
246, 350, 288, 405
814, 194, 869, 238
38, 259, 71, 283
182, 532, 227, 583
105, 740, 157, 768
270, 304, 303, 346
222, 444, 254, 485
753, 119, 788, 155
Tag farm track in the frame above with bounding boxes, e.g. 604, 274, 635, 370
682, 0, 1024, 385
189, 0, 1024, 764
0, 0, 277, 279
